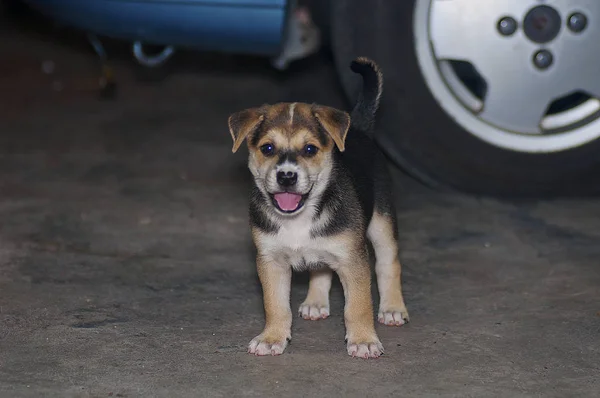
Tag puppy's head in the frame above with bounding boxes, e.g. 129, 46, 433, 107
228, 102, 350, 216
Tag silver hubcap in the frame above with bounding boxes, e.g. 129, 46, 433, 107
414, 0, 600, 153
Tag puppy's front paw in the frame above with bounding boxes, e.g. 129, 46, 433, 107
346, 338, 384, 359
298, 301, 330, 320
248, 332, 290, 356
378, 306, 409, 326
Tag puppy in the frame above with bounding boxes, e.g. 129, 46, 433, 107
228, 57, 409, 359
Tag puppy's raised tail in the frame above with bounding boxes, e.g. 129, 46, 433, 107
350, 57, 383, 134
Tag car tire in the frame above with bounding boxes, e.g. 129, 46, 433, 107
331, 0, 600, 197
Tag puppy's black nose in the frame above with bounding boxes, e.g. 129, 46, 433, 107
277, 171, 297, 187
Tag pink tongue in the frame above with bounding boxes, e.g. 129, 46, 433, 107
274, 192, 302, 211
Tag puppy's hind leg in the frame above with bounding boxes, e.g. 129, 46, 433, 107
298, 268, 332, 320
367, 211, 409, 326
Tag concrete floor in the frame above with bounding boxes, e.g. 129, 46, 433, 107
0, 11, 599, 398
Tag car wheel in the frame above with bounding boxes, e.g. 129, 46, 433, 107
332, 0, 600, 197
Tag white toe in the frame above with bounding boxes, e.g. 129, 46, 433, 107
347, 341, 384, 359
299, 303, 330, 320
248, 335, 288, 356
378, 309, 409, 326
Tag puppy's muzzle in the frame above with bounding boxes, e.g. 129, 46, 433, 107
272, 171, 303, 213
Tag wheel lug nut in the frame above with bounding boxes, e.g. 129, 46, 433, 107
533, 50, 553, 70
568, 12, 587, 33
497, 16, 517, 36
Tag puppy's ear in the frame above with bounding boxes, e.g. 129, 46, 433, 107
228, 108, 265, 153
313, 105, 351, 152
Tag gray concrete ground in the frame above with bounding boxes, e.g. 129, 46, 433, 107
0, 11, 599, 398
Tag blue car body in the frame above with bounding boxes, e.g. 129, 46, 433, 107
23, 0, 289, 56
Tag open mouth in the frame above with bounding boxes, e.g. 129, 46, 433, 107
270, 190, 311, 214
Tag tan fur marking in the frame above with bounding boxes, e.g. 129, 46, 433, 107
314, 230, 383, 357
228, 109, 264, 153
255, 128, 288, 149
247, 240, 293, 356
312, 105, 351, 152
367, 211, 409, 326
256, 256, 292, 334
289, 129, 313, 147
336, 254, 383, 358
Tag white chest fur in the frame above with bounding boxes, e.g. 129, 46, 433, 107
256, 210, 348, 270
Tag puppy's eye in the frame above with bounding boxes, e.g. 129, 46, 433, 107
303, 144, 318, 157
260, 143, 275, 156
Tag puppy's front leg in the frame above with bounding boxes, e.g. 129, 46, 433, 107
248, 255, 292, 356
336, 259, 383, 359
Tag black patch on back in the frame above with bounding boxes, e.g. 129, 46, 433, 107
372, 153, 399, 241
339, 126, 377, 224
311, 122, 396, 240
